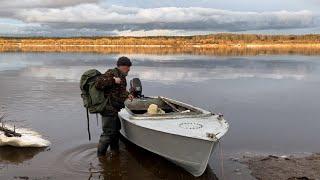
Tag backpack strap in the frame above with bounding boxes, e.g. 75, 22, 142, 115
86, 108, 91, 141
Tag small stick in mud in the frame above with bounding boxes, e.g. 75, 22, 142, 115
0, 113, 22, 137
0, 126, 22, 137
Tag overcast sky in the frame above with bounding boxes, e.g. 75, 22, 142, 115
0, 0, 319, 36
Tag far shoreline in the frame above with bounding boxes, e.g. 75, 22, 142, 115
1, 43, 320, 56
1, 33, 320, 55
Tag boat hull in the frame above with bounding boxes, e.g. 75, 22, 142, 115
119, 116, 217, 177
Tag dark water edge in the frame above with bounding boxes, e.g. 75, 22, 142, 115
1, 52, 320, 179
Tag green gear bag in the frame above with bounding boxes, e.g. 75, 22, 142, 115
80, 69, 110, 141
80, 69, 109, 114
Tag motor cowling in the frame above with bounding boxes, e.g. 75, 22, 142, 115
130, 78, 143, 98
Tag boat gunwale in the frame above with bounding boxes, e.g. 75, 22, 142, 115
119, 111, 229, 142
125, 96, 213, 120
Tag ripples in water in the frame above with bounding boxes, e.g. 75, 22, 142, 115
55, 138, 218, 180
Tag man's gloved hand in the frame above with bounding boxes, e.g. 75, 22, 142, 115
113, 77, 121, 84
128, 94, 134, 101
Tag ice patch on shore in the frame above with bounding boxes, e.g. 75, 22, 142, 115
0, 124, 50, 147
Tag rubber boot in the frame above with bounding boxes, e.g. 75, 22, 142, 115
110, 133, 120, 152
97, 142, 109, 157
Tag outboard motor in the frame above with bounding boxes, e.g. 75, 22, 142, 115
130, 78, 143, 98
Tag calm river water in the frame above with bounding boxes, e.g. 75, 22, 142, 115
0, 53, 320, 179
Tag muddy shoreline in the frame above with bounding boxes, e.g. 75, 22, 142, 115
239, 153, 320, 180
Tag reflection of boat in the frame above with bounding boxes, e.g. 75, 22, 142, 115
119, 96, 229, 177
121, 134, 219, 179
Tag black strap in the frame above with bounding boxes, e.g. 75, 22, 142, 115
86, 108, 91, 141
96, 113, 99, 126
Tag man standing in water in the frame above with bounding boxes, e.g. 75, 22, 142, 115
95, 56, 134, 157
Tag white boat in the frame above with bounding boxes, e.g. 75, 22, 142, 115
118, 96, 229, 177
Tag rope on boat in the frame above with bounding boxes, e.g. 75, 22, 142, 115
218, 140, 225, 180
96, 113, 99, 126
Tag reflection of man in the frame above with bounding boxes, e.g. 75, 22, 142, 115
97, 152, 121, 179
95, 56, 134, 157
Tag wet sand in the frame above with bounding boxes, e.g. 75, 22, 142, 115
241, 153, 320, 180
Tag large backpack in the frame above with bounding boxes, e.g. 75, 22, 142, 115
80, 69, 108, 113
80, 69, 108, 140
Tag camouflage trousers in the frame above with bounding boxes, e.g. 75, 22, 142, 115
97, 114, 121, 156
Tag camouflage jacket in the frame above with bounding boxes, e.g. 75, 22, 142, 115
95, 67, 130, 115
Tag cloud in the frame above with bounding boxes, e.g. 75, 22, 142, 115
0, 0, 98, 9
14, 5, 318, 31
0, 2, 319, 36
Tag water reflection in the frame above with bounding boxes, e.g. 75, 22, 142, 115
2, 54, 316, 83
1, 53, 320, 179
21, 64, 309, 83
0, 146, 45, 164
0, 53, 318, 82
56, 139, 218, 180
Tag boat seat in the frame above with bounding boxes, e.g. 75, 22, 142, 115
125, 97, 175, 114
